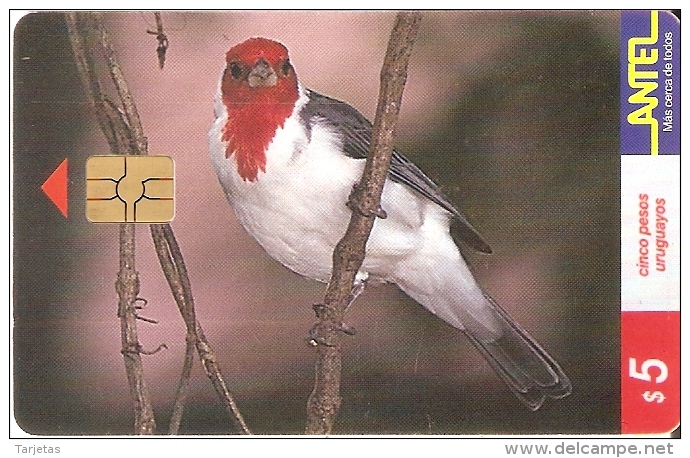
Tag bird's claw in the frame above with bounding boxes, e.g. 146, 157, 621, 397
307, 324, 334, 347
339, 322, 357, 336
346, 184, 387, 219
307, 303, 357, 347
371, 206, 388, 219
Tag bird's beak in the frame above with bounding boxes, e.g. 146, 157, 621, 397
247, 58, 278, 88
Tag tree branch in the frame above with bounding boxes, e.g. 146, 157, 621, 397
66, 12, 156, 434
91, 12, 148, 156
146, 12, 169, 69
150, 224, 251, 434
305, 11, 423, 435
168, 331, 195, 435
67, 12, 250, 435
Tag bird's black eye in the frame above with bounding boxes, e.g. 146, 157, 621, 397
229, 62, 243, 79
281, 60, 292, 76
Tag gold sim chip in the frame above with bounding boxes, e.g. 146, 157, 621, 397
86, 155, 174, 223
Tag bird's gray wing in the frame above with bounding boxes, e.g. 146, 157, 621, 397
300, 90, 492, 254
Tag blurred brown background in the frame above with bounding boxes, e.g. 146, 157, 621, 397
13, 11, 620, 435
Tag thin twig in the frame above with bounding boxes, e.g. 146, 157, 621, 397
91, 12, 148, 156
65, 14, 120, 153
168, 332, 195, 435
146, 12, 168, 69
68, 10, 249, 435
66, 12, 156, 435
150, 224, 251, 434
305, 11, 423, 435
116, 224, 156, 434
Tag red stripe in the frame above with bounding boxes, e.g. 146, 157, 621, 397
621, 311, 680, 434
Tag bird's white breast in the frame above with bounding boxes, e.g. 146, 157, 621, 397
210, 88, 438, 284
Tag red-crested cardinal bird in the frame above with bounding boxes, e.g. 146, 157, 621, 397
209, 37, 571, 410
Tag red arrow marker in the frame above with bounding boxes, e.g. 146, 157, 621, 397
41, 158, 68, 217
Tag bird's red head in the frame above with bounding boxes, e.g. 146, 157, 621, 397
220, 38, 300, 181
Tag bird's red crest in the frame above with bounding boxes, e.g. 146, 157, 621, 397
220, 38, 299, 182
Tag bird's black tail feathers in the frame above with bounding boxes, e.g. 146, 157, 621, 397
464, 295, 572, 411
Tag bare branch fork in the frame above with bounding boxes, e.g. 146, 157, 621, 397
150, 224, 251, 434
66, 12, 156, 435
305, 11, 423, 435
66, 12, 250, 435
146, 12, 168, 69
